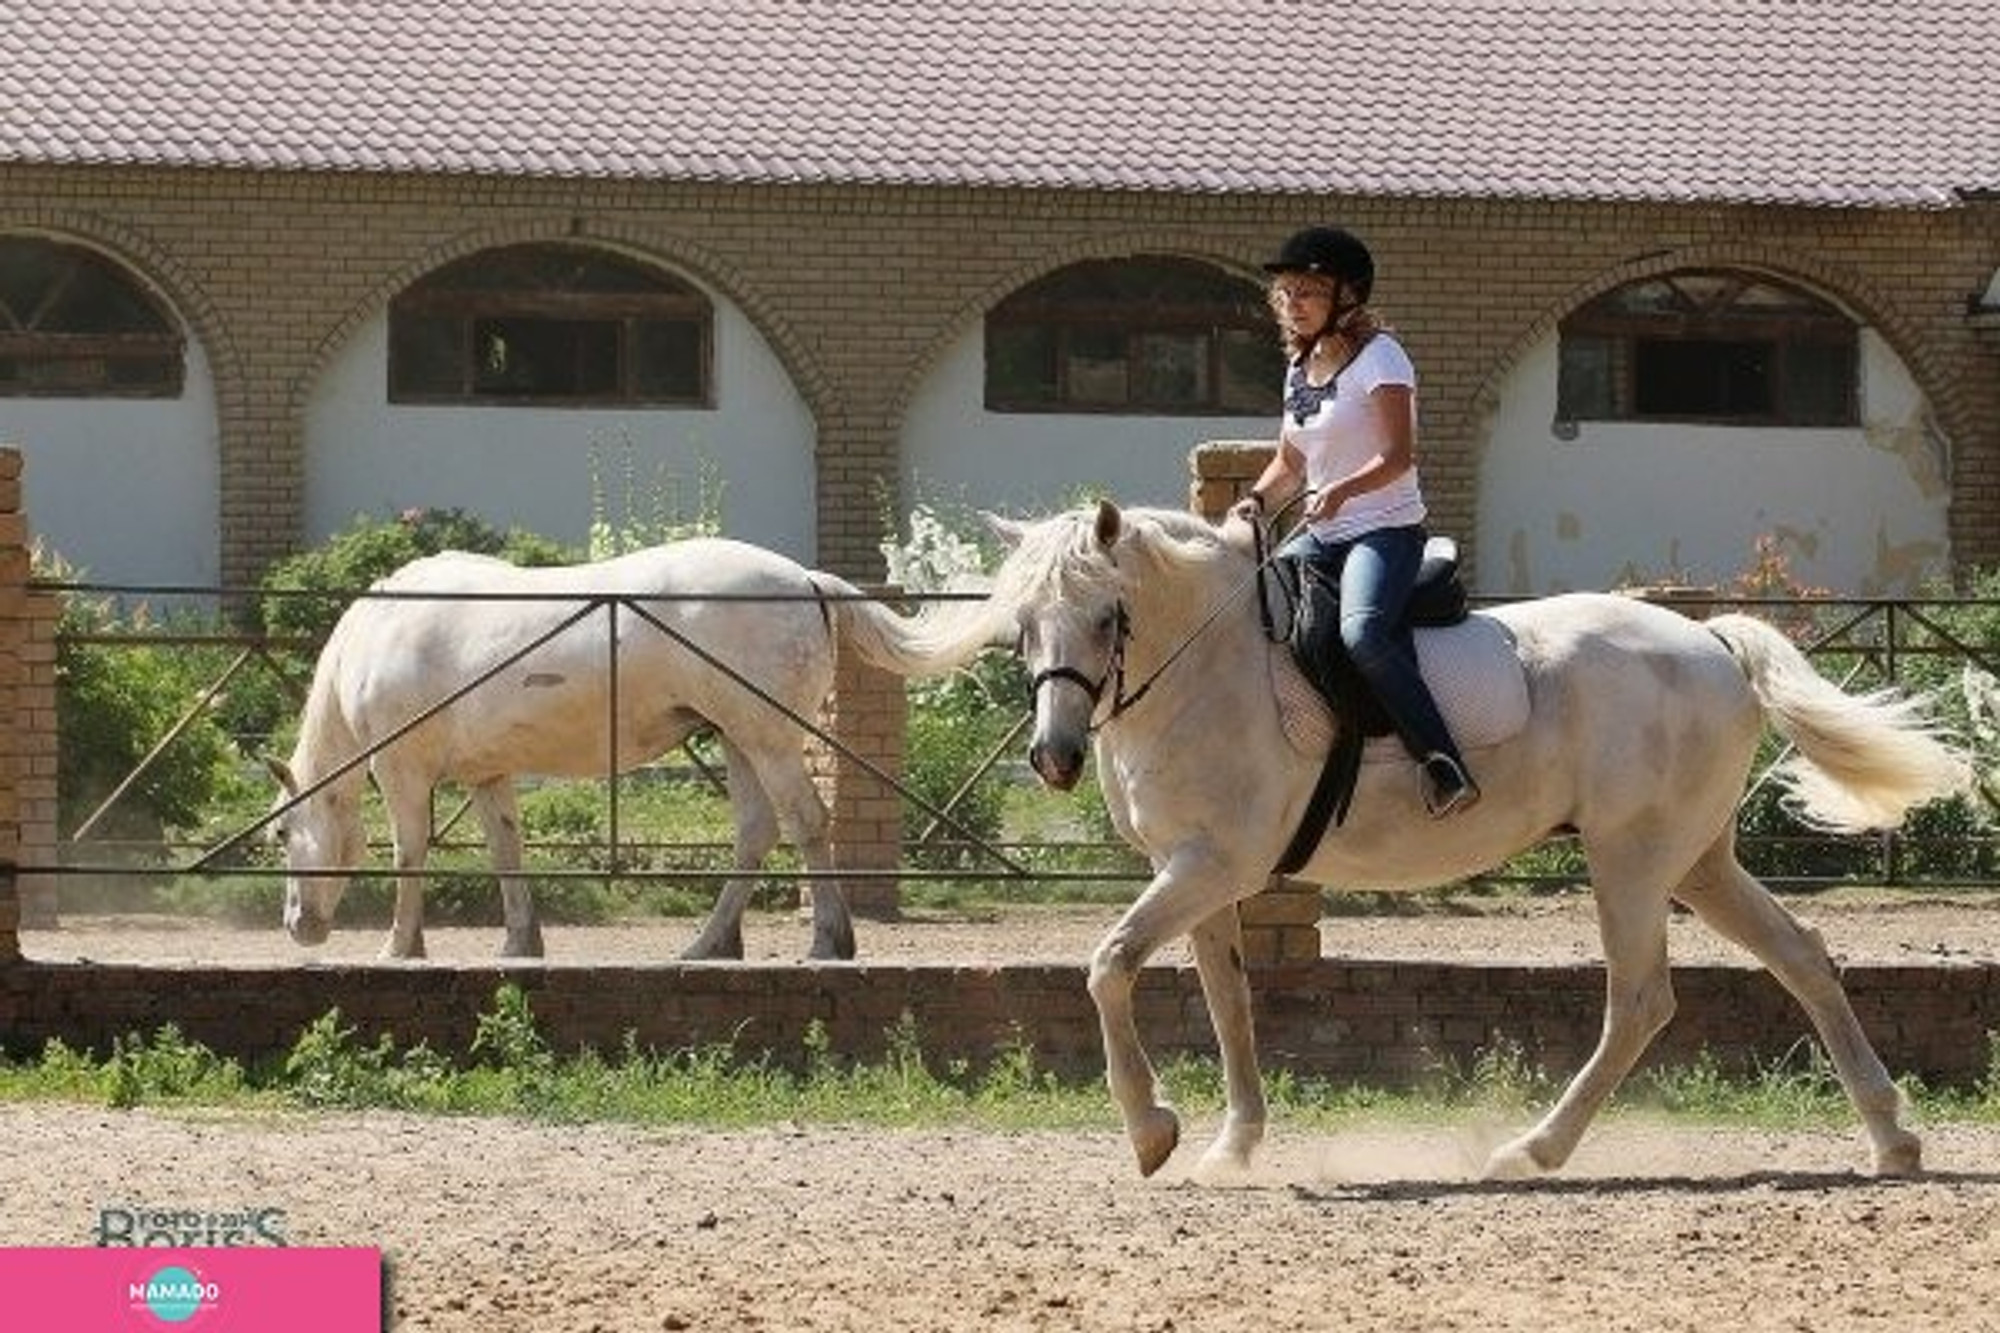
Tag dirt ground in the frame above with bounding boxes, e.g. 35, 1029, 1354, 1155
8, 892, 2000, 1331
3, 1108, 1998, 1332
19, 885, 2000, 968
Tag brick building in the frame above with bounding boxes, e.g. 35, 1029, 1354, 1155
0, 1, 1995, 597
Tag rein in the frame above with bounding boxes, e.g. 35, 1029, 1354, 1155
1030, 492, 1310, 732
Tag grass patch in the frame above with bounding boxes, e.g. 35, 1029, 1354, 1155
4, 986, 1998, 1134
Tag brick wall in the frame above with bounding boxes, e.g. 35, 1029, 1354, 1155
0, 449, 59, 938
2, 167, 1995, 586
0, 955, 1992, 1091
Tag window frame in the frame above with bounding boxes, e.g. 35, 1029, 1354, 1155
1556, 269, 1859, 429
0, 237, 184, 399
984, 257, 1281, 416
387, 244, 715, 408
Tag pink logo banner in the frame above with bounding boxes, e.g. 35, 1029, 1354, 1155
0, 1247, 381, 1331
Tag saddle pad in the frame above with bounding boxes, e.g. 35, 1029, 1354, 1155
1272, 613, 1529, 761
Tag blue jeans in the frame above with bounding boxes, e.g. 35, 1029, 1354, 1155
1279, 524, 1465, 767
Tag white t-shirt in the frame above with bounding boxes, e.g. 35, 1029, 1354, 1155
1281, 333, 1426, 543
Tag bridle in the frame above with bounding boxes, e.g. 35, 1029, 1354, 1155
1027, 601, 1136, 729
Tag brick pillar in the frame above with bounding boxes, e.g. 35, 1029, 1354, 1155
1189, 439, 1322, 966
0, 448, 60, 932
0, 863, 16, 961
1187, 438, 1276, 519
812, 586, 907, 919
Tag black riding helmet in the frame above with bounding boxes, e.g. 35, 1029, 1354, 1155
1263, 226, 1374, 303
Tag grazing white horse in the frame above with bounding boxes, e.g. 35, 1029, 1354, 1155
268, 539, 966, 961
959, 499, 1970, 1180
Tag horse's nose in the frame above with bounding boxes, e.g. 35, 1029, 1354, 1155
1030, 740, 1084, 791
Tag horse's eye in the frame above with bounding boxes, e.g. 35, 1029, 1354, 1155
1096, 610, 1119, 638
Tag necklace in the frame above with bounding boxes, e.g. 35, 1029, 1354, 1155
1286, 355, 1339, 424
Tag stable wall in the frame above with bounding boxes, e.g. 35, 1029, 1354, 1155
5, 166, 1997, 591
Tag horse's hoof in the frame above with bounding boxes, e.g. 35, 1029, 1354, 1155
1131, 1106, 1181, 1178
681, 932, 743, 961
809, 926, 857, 961
1482, 1133, 1559, 1181
1872, 1130, 1923, 1177
1195, 1118, 1265, 1177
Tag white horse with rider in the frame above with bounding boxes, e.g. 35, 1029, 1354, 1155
950, 499, 1968, 1180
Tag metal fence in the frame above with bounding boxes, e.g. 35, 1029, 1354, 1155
43, 582, 2000, 905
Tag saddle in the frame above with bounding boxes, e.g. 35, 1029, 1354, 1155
1261, 534, 1471, 874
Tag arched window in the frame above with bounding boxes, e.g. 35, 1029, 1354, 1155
1557, 270, 1858, 427
985, 257, 1281, 414
0, 237, 183, 397
389, 244, 712, 406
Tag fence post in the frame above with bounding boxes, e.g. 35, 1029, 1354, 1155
1188, 440, 1322, 966
0, 448, 58, 930
815, 585, 907, 919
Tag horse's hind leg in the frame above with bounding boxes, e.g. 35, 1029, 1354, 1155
681, 739, 782, 960
1675, 841, 1920, 1175
1487, 832, 1679, 1179
472, 780, 543, 958
1188, 905, 1267, 1175
752, 752, 851, 962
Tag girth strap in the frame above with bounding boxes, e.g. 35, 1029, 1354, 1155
1274, 675, 1369, 875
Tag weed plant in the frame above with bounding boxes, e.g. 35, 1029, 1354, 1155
4, 985, 1996, 1134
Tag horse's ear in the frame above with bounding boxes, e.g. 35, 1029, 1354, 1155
1093, 497, 1123, 550
983, 511, 1025, 550
265, 755, 299, 797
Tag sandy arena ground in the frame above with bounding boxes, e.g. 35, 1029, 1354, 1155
4, 1109, 1998, 1331
18, 886, 2000, 968
8, 893, 2000, 1331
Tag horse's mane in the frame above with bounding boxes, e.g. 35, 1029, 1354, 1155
288, 607, 365, 785
985, 504, 1243, 619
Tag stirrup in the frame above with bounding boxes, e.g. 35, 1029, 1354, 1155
1422, 752, 1481, 819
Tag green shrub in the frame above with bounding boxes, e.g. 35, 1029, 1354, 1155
902, 655, 1028, 869
258, 506, 573, 643
49, 553, 248, 846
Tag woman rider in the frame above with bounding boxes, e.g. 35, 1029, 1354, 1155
1232, 225, 1479, 817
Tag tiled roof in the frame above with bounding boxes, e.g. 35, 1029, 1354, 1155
4, 1, 1996, 208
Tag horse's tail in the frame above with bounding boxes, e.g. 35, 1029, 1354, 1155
808, 571, 1010, 679
1707, 612, 1971, 832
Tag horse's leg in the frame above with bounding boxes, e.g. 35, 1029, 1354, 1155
681, 739, 782, 960
1187, 904, 1267, 1175
1486, 831, 1678, 1178
381, 780, 431, 960
1674, 840, 1921, 1175
471, 780, 543, 958
1089, 845, 1245, 1177
753, 754, 850, 961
